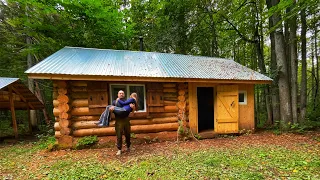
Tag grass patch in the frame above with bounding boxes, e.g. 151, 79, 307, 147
100, 146, 320, 179
0, 138, 319, 179
75, 135, 98, 149
36, 134, 57, 150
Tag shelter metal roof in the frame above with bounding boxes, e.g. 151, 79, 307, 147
0, 77, 44, 110
0, 77, 19, 89
25, 47, 272, 82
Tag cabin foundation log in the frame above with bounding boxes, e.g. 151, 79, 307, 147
54, 116, 179, 130
73, 122, 178, 137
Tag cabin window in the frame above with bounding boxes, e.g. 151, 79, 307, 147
239, 91, 247, 105
109, 84, 146, 112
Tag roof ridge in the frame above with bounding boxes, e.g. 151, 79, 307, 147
63, 46, 231, 61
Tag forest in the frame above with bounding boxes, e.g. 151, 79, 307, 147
0, 1, 320, 179
0, 0, 319, 133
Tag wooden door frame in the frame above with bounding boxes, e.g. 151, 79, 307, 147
188, 82, 217, 134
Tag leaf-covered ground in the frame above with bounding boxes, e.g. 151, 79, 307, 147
0, 131, 319, 179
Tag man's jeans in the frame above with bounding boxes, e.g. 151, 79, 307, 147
98, 106, 128, 126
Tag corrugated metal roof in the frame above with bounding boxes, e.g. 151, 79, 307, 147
0, 77, 19, 89
0, 77, 44, 110
25, 47, 272, 81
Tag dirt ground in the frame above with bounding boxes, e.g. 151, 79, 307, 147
33, 130, 320, 164
1, 129, 320, 180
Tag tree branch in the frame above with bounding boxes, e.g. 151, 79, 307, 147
220, 14, 257, 43
236, 0, 256, 11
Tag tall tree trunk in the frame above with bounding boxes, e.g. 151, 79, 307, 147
32, 55, 51, 125
237, 42, 240, 63
289, 5, 298, 124
233, 41, 236, 62
34, 80, 51, 125
267, 0, 293, 129
315, 27, 319, 108
210, 19, 219, 57
285, 8, 291, 89
244, 43, 248, 67
300, 8, 307, 122
256, 40, 272, 125
312, 46, 316, 110
264, 0, 278, 125
26, 37, 38, 131
269, 21, 280, 123
255, 87, 260, 126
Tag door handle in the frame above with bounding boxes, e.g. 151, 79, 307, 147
231, 101, 234, 107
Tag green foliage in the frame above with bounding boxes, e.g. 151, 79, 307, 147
0, 111, 34, 137
0, 0, 319, 133
0, 0, 133, 79
177, 120, 191, 140
142, 136, 151, 143
239, 129, 253, 135
270, 119, 320, 135
289, 123, 306, 134
36, 134, 57, 150
273, 129, 282, 135
312, 136, 320, 142
307, 109, 320, 122
194, 133, 202, 140
130, 133, 136, 139
75, 135, 98, 149
142, 136, 159, 144
177, 120, 185, 135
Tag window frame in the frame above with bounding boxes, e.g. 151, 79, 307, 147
109, 83, 146, 112
238, 90, 247, 105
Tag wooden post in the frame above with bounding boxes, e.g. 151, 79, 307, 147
188, 82, 197, 133
27, 107, 32, 133
9, 86, 18, 139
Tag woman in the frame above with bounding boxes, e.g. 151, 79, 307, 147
96, 93, 138, 127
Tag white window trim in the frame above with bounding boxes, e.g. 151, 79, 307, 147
109, 84, 146, 112
239, 90, 247, 105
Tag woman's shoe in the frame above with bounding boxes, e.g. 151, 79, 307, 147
97, 124, 105, 127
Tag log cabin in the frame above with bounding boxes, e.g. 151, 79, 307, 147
25, 47, 272, 147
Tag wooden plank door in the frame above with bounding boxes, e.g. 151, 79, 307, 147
147, 83, 164, 113
215, 85, 239, 133
87, 81, 108, 115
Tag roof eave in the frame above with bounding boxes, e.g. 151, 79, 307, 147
27, 73, 272, 84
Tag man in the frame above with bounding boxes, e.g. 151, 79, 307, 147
110, 90, 135, 155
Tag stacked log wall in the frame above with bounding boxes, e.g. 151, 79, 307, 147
177, 83, 189, 128
53, 81, 73, 148
54, 81, 180, 138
